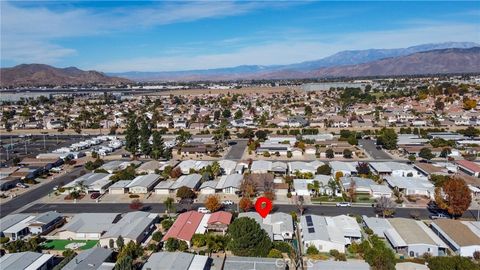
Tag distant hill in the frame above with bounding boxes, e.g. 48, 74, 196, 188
306, 47, 480, 78
110, 42, 480, 81
0, 64, 131, 87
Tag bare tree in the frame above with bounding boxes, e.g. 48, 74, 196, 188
375, 196, 397, 218
294, 195, 305, 216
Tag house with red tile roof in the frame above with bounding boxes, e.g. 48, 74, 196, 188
162, 211, 204, 247
456, 160, 480, 177
207, 211, 232, 235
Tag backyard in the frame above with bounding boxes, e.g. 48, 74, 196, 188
42, 239, 98, 250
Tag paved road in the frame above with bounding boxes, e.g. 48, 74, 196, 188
224, 139, 248, 160
21, 202, 435, 219
359, 139, 392, 160
0, 167, 87, 216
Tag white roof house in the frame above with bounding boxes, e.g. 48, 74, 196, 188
126, 174, 161, 193
177, 160, 212, 174
300, 214, 361, 253
171, 174, 202, 190
384, 176, 434, 198
63, 173, 113, 193
142, 252, 210, 270
57, 213, 120, 240
100, 212, 158, 248
218, 160, 237, 175
293, 175, 334, 196
250, 160, 272, 174
369, 162, 422, 177
288, 161, 324, 174
239, 212, 294, 241
0, 251, 53, 270
329, 161, 358, 176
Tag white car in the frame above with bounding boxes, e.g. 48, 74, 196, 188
336, 202, 352, 207
197, 207, 211, 214
222, 200, 234, 206
16, 183, 28, 188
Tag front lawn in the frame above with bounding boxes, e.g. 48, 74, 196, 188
43, 239, 98, 250
311, 196, 344, 203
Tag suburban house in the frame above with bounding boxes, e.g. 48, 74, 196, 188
199, 174, 243, 195
300, 214, 361, 253
250, 160, 273, 174
383, 218, 447, 257
100, 160, 140, 173
430, 219, 480, 257
310, 261, 370, 270
177, 160, 212, 174
57, 213, 120, 240
27, 211, 63, 235
0, 214, 36, 240
171, 174, 202, 192
206, 211, 232, 235
108, 180, 131, 194
329, 161, 358, 176
142, 252, 211, 270
218, 160, 238, 175
127, 174, 161, 194
384, 176, 435, 198
293, 175, 335, 197
288, 161, 324, 175
369, 162, 423, 178
100, 211, 158, 248
456, 160, 480, 177
63, 173, 113, 194
162, 211, 205, 247
136, 160, 161, 174
339, 176, 392, 198
239, 212, 294, 241
62, 247, 114, 270
223, 256, 284, 270
0, 251, 54, 270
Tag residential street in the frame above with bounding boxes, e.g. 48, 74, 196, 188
19, 202, 452, 220
0, 167, 86, 216
359, 139, 392, 160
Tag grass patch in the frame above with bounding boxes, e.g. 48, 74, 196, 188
42, 240, 98, 250
311, 196, 344, 203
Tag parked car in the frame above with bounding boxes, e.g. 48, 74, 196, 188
90, 192, 101, 199
430, 213, 449, 220
197, 207, 211, 214
336, 202, 351, 207
222, 200, 234, 206
16, 183, 28, 188
53, 185, 59, 191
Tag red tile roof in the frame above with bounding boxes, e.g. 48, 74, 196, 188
162, 211, 204, 242
207, 211, 232, 225
456, 160, 480, 173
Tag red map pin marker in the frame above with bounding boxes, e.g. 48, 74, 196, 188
255, 196, 272, 218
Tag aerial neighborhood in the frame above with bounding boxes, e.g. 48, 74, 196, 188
0, 75, 479, 270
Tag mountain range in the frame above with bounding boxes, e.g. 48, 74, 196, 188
110, 42, 480, 81
0, 64, 130, 87
1, 42, 479, 86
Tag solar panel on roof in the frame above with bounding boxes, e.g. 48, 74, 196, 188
308, 227, 315, 233
305, 215, 313, 227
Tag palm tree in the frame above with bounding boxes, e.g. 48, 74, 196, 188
211, 161, 221, 177
75, 180, 88, 194
328, 179, 337, 198
164, 197, 174, 215
313, 180, 320, 197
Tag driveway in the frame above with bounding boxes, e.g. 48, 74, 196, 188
224, 139, 248, 160
359, 139, 392, 160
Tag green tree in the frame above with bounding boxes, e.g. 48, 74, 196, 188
326, 149, 334, 159
234, 109, 243, 119
139, 118, 152, 156
152, 231, 163, 242
376, 128, 398, 150
116, 236, 124, 250
222, 109, 231, 118
165, 238, 179, 251
267, 248, 283, 258
164, 197, 175, 214
227, 217, 272, 257
317, 164, 331, 175
343, 149, 353, 159
125, 117, 139, 155
306, 245, 319, 255
419, 148, 435, 161
176, 186, 196, 199
151, 130, 165, 160
114, 256, 133, 270
427, 256, 479, 270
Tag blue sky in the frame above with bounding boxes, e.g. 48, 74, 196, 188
1, 1, 479, 72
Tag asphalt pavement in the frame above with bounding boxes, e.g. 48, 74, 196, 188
359, 139, 392, 160
0, 167, 86, 216
20, 202, 443, 219
224, 139, 248, 160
